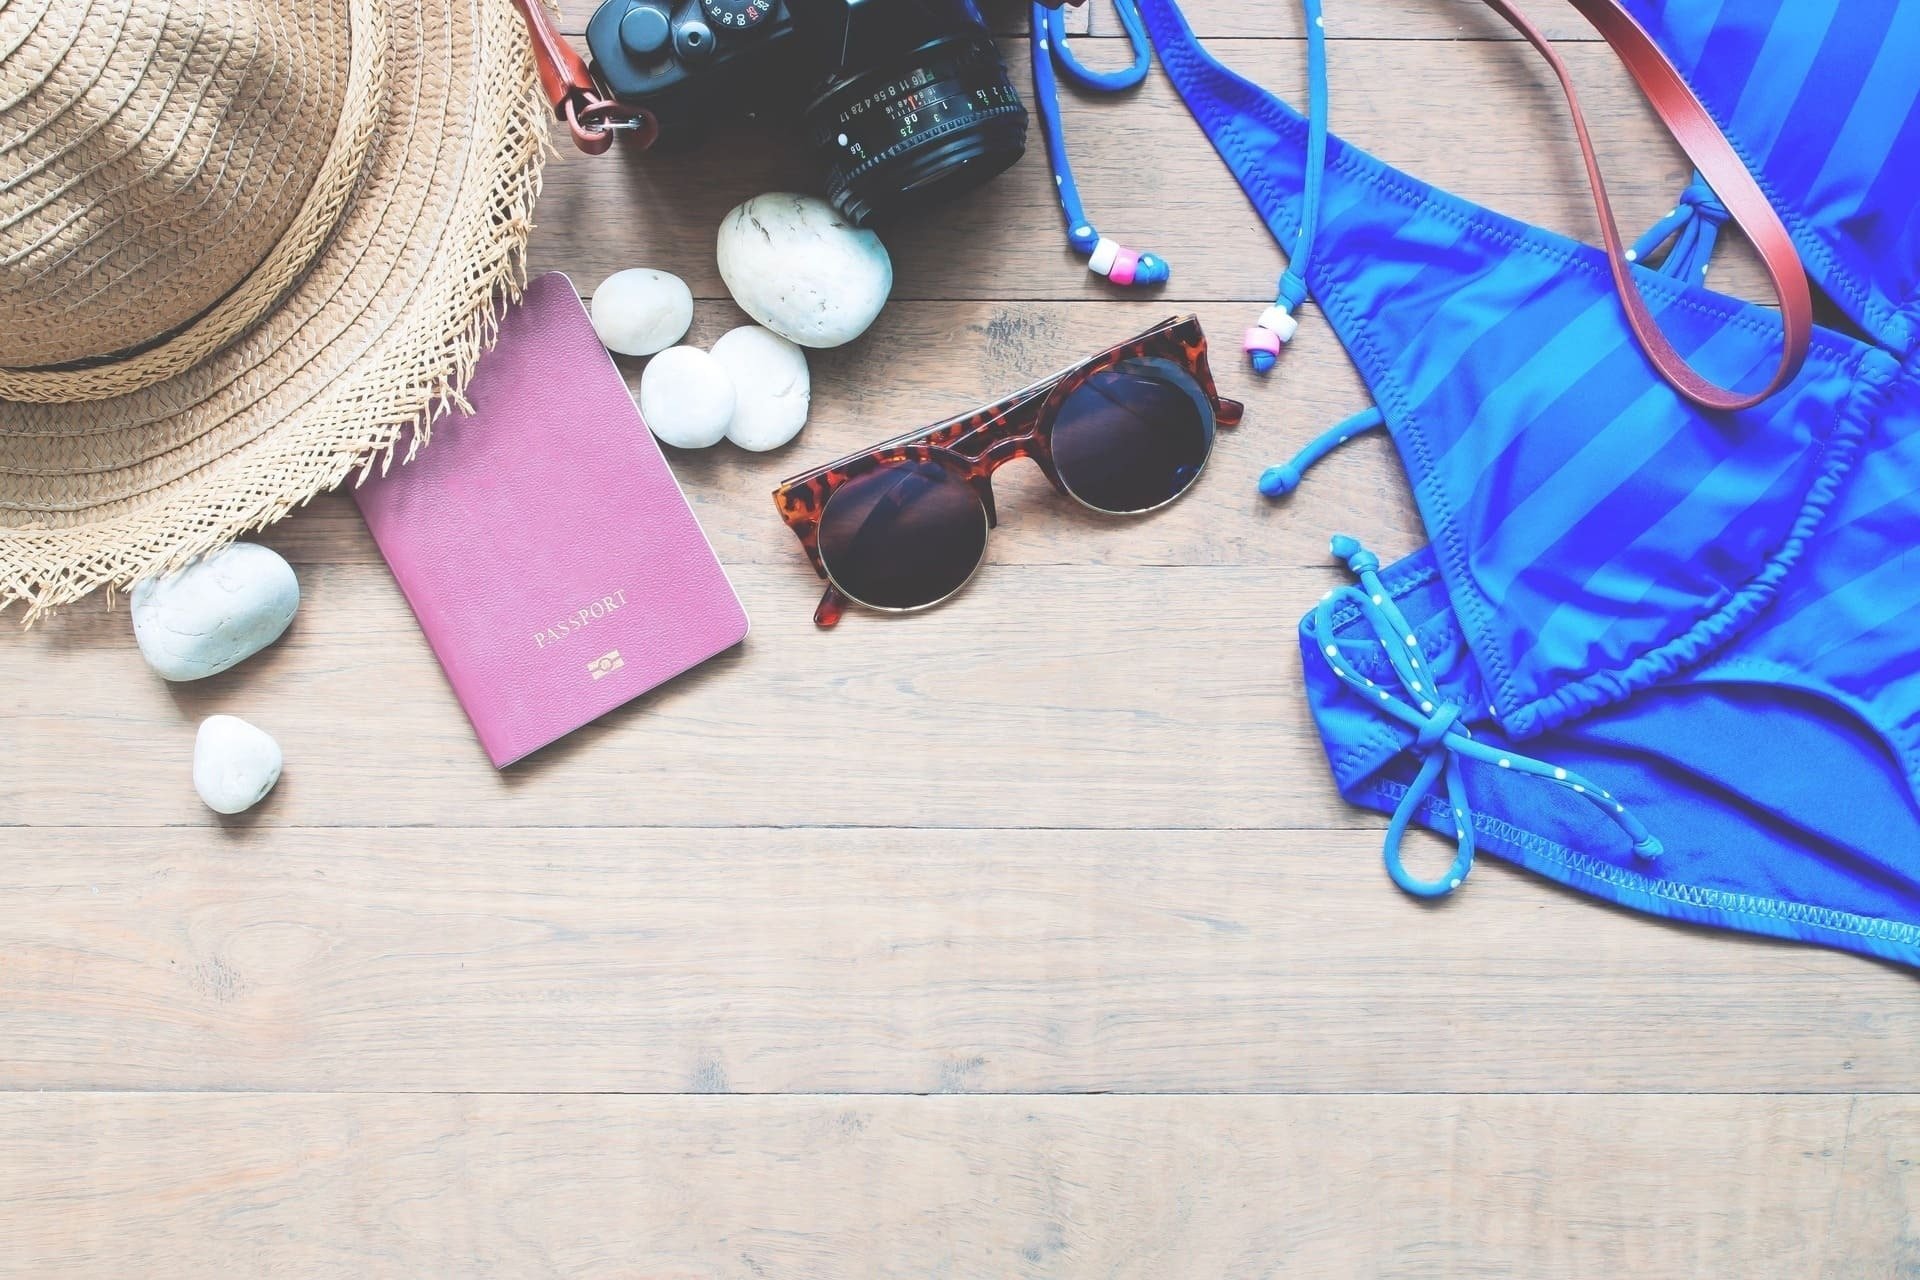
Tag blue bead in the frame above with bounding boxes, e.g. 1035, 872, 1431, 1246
1134, 254, 1170, 285
1249, 349, 1277, 374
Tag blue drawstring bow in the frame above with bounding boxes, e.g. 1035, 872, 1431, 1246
1311, 536, 1662, 897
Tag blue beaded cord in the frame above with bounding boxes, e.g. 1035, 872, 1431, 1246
1243, 0, 1330, 374
1258, 405, 1383, 497
1310, 536, 1662, 898
1030, 0, 1170, 287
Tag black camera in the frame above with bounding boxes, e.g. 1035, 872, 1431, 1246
584, 0, 1033, 226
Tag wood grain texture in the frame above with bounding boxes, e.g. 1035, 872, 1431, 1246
8, 563, 1353, 830
4, 826, 1918, 1094
3, 1093, 1913, 1279
2, 0, 1909, 1273
529, 39, 1770, 303
553, 0, 1607, 42
198, 298, 1421, 574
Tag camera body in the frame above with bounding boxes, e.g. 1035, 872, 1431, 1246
585, 1, 803, 133
583, 0, 1032, 226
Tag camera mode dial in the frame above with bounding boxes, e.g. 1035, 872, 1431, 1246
699, 0, 771, 30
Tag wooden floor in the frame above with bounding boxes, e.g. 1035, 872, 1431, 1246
5, 1, 1918, 1274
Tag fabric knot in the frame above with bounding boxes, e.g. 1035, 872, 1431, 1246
1629, 172, 1727, 281
1258, 462, 1303, 497
1329, 535, 1378, 574
1415, 701, 1461, 750
1259, 406, 1384, 501
1277, 270, 1309, 312
1679, 176, 1729, 226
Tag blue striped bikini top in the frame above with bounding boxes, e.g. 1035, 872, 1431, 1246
1128, 0, 1919, 738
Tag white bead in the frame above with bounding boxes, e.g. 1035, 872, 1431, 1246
1256, 305, 1298, 342
1088, 237, 1119, 275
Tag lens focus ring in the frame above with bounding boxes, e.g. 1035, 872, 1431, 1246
806, 33, 1028, 226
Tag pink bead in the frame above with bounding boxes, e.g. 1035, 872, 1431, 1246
1108, 248, 1140, 286
1243, 326, 1282, 355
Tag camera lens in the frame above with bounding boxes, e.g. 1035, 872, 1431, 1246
801, 7, 1028, 227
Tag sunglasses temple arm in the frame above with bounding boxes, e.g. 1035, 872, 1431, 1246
813, 584, 849, 628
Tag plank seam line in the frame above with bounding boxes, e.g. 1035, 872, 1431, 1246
0, 1090, 1902, 1099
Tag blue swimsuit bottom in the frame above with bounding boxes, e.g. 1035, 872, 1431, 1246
1133, 0, 1920, 966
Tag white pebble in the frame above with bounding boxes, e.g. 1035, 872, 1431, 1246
639, 345, 736, 449
131, 543, 299, 682
713, 326, 810, 452
590, 268, 693, 357
192, 715, 283, 815
716, 193, 892, 348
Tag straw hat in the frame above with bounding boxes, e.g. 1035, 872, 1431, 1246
0, 0, 549, 619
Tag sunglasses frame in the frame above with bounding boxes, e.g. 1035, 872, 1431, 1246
773, 314, 1245, 627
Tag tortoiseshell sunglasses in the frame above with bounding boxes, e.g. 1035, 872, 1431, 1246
773, 316, 1243, 627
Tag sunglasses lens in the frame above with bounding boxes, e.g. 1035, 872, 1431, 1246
817, 461, 989, 612
1048, 361, 1215, 514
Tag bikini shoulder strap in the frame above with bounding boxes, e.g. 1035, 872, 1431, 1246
1478, 0, 1813, 412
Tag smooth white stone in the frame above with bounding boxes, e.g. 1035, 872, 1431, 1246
590, 268, 694, 357
192, 715, 283, 815
712, 325, 810, 452
639, 345, 736, 449
131, 542, 300, 682
716, 193, 892, 349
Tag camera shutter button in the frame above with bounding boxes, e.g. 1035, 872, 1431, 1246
672, 13, 716, 62
619, 4, 672, 56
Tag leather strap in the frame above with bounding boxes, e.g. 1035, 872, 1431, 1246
508, 0, 657, 154
1477, 0, 1812, 411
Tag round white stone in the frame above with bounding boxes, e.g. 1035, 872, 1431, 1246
639, 345, 736, 449
130, 542, 300, 682
590, 268, 694, 357
712, 325, 810, 452
716, 193, 892, 349
192, 715, 283, 815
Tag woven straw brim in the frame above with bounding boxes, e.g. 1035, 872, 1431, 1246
0, 0, 549, 621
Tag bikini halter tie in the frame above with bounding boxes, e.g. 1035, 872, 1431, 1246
1311, 536, 1663, 898
1029, 1, 1170, 288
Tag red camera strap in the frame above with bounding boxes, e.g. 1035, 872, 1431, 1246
508, 0, 657, 154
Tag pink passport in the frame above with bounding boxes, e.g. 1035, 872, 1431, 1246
354, 272, 748, 767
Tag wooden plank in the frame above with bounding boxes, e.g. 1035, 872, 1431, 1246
217, 298, 1425, 574
1081, 0, 1608, 40
530, 39, 1768, 303
2, 563, 1363, 830
554, 0, 1089, 36
4, 826, 1918, 1093
553, 0, 1605, 41
3, 564, 1367, 832
2, 1093, 1911, 1278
